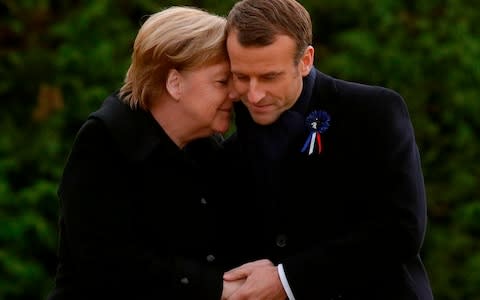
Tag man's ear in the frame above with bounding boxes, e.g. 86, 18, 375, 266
299, 45, 314, 76
166, 69, 182, 101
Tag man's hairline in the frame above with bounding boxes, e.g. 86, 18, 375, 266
227, 29, 304, 66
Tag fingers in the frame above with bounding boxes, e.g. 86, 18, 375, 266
223, 259, 273, 281
223, 267, 248, 281
222, 278, 246, 299
226, 264, 286, 300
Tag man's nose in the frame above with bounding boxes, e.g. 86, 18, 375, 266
247, 80, 265, 104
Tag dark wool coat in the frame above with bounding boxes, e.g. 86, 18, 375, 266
48, 94, 231, 300
221, 68, 434, 300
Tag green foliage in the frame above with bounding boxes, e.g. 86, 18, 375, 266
0, 0, 478, 299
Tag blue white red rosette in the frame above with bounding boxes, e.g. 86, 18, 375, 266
301, 110, 330, 155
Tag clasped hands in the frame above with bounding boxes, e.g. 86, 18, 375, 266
221, 259, 287, 300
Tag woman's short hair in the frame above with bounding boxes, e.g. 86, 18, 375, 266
120, 6, 227, 110
226, 0, 312, 63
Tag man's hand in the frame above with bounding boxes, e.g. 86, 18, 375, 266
223, 259, 287, 300
222, 278, 246, 300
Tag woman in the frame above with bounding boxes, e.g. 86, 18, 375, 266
47, 6, 238, 300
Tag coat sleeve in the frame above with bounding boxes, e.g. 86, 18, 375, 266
57, 118, 223, 299
282, 88, 428, 299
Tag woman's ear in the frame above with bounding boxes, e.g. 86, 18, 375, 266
166, 69, 182, 101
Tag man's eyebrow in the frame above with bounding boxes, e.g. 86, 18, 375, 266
232, 71, 283, 76
264, 71, 283, 76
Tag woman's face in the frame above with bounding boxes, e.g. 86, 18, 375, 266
178, 61, 236, 136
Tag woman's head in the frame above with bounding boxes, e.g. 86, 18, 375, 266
120, 6, 229, 110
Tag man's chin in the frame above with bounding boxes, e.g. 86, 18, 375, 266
250, 113, 276, 126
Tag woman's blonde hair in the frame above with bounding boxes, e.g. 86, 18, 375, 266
119, 6, 228, 110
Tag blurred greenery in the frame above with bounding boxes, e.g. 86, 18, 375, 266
1, 0, 479, 299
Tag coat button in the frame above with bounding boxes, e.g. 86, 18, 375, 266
180, 277, 189, 285
276, 234, 287, 248
200, 197, 207, 205
206, 254, 215, 262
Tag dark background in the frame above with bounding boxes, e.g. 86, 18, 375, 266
1, 0, 479, 299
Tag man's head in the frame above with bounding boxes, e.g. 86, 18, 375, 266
226, 0, 314, 125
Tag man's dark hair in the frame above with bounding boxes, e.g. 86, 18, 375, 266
226, 0, 312, 62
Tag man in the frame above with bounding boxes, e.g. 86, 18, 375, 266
220, 0, 434, 299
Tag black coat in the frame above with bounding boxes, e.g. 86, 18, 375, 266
48, 94, 231, 300
222, 69, 434, 300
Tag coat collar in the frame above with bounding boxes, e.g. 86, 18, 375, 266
235, 67, 336, 131
291, 67, 317, 115
88, 93, 178, 161
233, 67, 338, 161
308, 68, 338, 114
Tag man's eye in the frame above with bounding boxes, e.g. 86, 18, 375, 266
235, 74, 248, 81
262, 74, 277, 81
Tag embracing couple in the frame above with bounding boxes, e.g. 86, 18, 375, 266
47, 1, 434, 299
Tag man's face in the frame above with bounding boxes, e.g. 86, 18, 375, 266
227, 31, 313, 125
